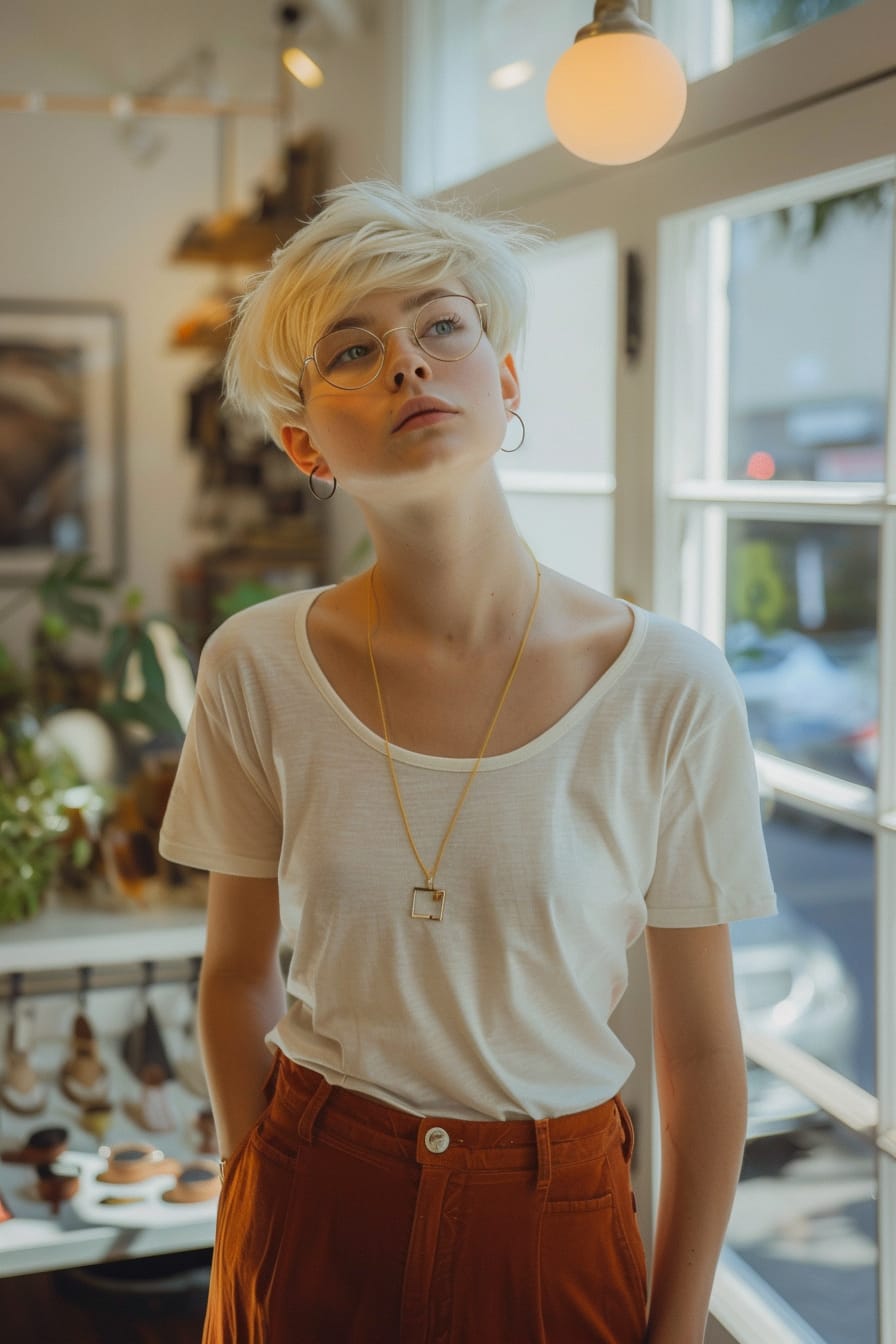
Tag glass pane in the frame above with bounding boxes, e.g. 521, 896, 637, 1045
726, 519, 879, 786
727, 184, 893, 483
727, 1118, 878, 1344
473, 0, 582, 181
508, 493, 612, 591
653, 0, 869, 82
409, 0, 584, 192
515, 232, 617, 475
735, 813, 875, 1103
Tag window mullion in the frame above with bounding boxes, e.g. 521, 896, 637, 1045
878, 828, 896, 1341
880, 1153, 896, 1344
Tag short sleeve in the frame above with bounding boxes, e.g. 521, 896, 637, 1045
159, 663, 282, 879
645, 682, 777, 928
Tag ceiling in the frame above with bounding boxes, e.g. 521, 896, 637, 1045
0, 0, 368, 104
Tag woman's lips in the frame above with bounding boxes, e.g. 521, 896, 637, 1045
392, 398, 458, 432
394, 409, 456, 432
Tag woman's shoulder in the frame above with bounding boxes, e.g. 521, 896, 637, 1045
636, 607, 730, 663
549, 571, 742, 726
629, 605, 747, 738
635, 605, 731, 674
198, 585, 329, 678
548, 570, 730, 685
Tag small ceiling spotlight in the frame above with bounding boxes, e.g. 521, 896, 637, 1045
279, 4, 325, 88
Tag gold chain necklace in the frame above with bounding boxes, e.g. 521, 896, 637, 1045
367, 546, 542, 922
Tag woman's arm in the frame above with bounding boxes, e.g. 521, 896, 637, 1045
643, 923, 748, 1344
199, 872, 287, 1159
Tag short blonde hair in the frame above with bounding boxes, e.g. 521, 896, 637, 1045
224, 180, 546, 440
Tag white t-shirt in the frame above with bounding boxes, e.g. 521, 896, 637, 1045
160, 587, 776, 1121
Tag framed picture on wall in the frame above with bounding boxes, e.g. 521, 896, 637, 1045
0, 300, 125, 582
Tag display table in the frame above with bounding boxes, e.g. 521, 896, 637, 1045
0, 893, 215, 1279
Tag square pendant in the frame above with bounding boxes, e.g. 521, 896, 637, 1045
411, 886, 446, 921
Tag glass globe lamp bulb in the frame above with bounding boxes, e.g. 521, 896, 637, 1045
546, 28, 687, 165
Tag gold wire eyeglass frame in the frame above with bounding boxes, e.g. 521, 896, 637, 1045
297, 296, 489, 401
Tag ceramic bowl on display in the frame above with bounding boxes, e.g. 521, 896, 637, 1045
35, 709, 119, 786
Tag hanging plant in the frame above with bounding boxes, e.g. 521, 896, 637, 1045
773, 183, 893, 248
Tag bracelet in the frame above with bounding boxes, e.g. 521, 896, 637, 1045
218, 1158, 227, 1182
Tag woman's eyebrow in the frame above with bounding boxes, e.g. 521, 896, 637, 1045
324, 290, 460, 336
399, 288, 457, 313
326, 312, 373, 334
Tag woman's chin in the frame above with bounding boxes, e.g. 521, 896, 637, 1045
352, 450, 499, 501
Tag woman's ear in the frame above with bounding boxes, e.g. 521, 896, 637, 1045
500, 353, 521, 412
281, 426, 320, 477
281, 427, 336, 492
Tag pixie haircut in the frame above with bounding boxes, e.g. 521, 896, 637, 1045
224, 179, 546, 441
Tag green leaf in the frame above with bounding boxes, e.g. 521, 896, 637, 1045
101, 622, 134, 679
39, 611, 71, 642
135, 631, 168, 702
36, 552, 111, 634
213, 579, 279, 622
123, 587, 144, 615
71, 835, 93, 869
101, 694, 183, 739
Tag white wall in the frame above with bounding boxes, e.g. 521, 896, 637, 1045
0, 1, 393, 652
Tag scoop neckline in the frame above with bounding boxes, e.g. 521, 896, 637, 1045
293, 585, 648, 773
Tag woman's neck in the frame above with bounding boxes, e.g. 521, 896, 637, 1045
361, 485, 538, 652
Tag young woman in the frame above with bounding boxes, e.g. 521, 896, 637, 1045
160, 181, 776, 1344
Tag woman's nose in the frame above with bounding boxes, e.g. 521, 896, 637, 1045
383, 328, 432, 387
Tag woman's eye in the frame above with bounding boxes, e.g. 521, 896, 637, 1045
329, 342, 373, 368
424, 314, 462, 338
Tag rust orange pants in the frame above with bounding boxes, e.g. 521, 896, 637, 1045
204, 1053, 648, 1343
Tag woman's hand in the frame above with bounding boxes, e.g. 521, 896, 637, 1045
644, 922, 748, 1343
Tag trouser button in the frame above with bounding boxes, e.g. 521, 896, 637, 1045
424, 1126, 450, 1153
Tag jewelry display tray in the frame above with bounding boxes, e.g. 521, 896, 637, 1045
0, 899, 219, 1277
0, 1050, 218, 1265
34, 1152, 217, 1230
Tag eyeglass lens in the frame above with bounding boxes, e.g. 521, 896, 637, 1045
312, 295, 483, 390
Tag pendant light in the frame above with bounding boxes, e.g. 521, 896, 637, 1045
546, 0, 686, 165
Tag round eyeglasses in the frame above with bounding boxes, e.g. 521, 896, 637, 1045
299, 294, 488, 397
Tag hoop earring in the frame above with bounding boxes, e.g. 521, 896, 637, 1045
501, 410, 525, 453
308, 464, 337, 500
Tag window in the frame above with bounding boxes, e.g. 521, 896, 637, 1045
399, 0, 896, 1336
402, 0, 586, 194
503, 230, 617, 591
657, 162, 892, 1340
652, 0, 868, 80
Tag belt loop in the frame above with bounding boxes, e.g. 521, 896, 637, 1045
297, 1074, 333, 1143
534, 1118, 552, 1192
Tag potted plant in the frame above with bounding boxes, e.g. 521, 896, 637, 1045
0, 554, 194, 923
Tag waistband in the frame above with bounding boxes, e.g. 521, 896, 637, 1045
266, 1053, 632, 1192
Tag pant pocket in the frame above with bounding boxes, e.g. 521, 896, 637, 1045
538, 1154, 648, 1344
